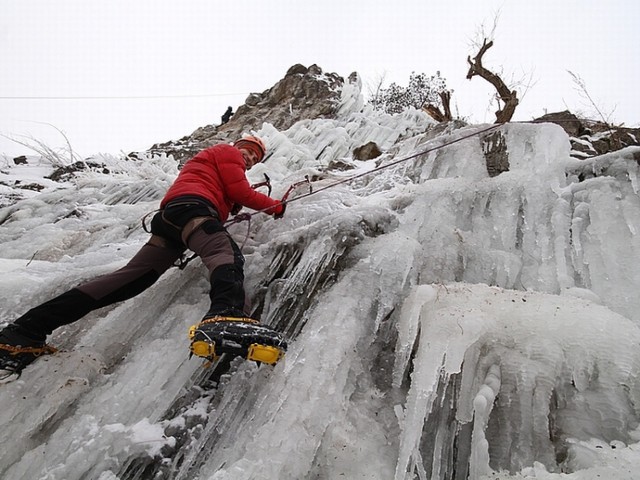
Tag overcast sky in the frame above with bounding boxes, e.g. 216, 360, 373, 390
1, 0, 638, 157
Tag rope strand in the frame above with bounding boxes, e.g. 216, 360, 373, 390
244, 122, 503, 218
288, 123, 502, 205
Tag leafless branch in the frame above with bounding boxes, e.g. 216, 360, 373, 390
567, 70, 617, 127
466, 38, 519, 123
1, 122, 82, 166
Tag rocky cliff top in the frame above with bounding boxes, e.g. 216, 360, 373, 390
532, 110, 640, 159
134, 66, 638, 164
141, 64, 352, 163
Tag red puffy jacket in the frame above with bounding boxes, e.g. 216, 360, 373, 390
160, 144, 281, 222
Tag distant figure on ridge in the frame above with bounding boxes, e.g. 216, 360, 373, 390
221, 106, 233, 125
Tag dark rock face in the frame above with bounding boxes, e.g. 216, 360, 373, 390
533, 110, 640, 159
482, 130, 510, 177
353, 142, 382, 161
226, 63, 343, 134
533, 111, 585, 137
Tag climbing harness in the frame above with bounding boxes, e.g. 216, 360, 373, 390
141, 209, 159, 234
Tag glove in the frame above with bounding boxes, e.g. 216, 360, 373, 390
230, 203, 242, 215
273, 201, 286, 219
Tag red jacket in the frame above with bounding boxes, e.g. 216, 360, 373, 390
161, 144, 280, 222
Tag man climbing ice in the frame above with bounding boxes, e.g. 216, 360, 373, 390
0, 135, 287, 382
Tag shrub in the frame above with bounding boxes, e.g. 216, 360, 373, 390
370, 71, 449, 114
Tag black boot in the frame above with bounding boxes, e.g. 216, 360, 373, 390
0, 288, 97, 382
0, 324, 56, 381
204, 264, 248, 319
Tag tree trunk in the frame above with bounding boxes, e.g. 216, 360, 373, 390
466, 39, 518, 123
423, 90, 453, 122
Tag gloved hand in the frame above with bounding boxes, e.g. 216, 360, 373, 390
273, 201, 286, 219
230, 203, 242, 215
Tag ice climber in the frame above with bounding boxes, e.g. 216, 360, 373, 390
0, 135, 286, 380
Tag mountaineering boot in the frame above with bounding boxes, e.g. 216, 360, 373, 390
189, 316, 287, 366
0, 324, 56, 383
207, 264, 248, 318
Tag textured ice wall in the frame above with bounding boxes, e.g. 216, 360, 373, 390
392, 284, 640, 478
2, 105, 640, 480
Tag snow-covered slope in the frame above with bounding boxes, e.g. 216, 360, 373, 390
2, 85, 640, 480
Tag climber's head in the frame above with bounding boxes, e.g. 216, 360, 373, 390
234, 136, 267, 169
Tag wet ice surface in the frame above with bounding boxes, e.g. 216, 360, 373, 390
2, 92, 640, 479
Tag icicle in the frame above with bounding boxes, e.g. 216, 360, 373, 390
394, 286, 491, 480
392, 285, 437, 389
469, 364, 501, 479
551, 190, 575, 290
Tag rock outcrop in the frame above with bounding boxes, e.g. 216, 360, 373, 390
142, 64, 350, 163
533, 110, 640, 159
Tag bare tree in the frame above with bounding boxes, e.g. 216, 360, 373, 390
466, 38, 519, 123
567, 70, 617, 127
366, 71, 388, 108
568, 70, 622, 149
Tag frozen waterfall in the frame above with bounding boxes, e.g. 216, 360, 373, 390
2, 103, 640, 479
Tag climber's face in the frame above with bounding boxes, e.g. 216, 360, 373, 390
240, 148, 259, 170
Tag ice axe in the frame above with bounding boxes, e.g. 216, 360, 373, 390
251, 173, 272, 196
281, 175, 313, 203
272, 175, 312, 220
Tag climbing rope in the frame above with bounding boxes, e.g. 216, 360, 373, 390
250, 122, 503, 216
143, 122, 503, 268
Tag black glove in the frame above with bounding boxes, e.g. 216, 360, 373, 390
230, 203, 242, 215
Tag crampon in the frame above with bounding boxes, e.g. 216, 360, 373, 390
0, 343, 57, 383
188, 316, 287, 366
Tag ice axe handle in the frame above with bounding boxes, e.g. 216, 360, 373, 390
251, 173, 272, 196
